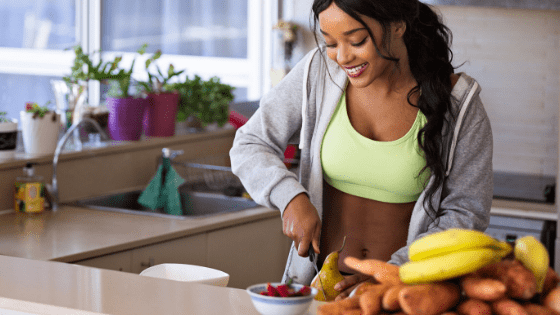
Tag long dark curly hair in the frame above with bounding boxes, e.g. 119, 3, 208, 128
311, 0, 456, 219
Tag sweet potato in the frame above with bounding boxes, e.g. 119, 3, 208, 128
524, 303, 560, 315
491, 298, 529, 315
440, 313, 459, 315
381, 283, 407, 311
317, 296, 360, 315
542, 268, 560, 297
398, 282, 461, 315
460, 274, 507, 301
456, 298, 492, 315
544, 287, 560, 313
476, 259, 537, 300
353, 282, 380, 296
344, 257, 402, 285
341, 309, 363, 315
359, 283, 391, 315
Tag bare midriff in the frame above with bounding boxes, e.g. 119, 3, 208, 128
318, 180, 414, 274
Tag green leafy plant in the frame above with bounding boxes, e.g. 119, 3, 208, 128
167, 75, 235, 127
64, 44, 149, 98
137, 50, 185, 94
64, 45, 119, 84
0, 112, 10, 123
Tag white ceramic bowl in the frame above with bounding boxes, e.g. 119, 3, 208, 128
139, 263, 229, 287
246, 282, 318, 315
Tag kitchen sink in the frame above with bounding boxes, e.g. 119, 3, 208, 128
73, 189, 258, 219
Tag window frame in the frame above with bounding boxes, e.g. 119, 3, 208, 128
0, 0, 277, 107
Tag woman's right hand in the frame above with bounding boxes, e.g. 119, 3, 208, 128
282, 193, 322, 257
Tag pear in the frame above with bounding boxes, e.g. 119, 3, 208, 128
311, 236, 347, 301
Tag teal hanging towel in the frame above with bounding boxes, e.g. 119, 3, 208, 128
138, 157, 185, 216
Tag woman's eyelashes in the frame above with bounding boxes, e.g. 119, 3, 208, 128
325, 37, 368, 48
352, 37, 368, 47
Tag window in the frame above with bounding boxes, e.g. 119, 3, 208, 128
0, 0, 277, 120
0, 0, 76, 120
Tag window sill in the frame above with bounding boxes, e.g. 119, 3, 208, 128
0, 125, 236, 171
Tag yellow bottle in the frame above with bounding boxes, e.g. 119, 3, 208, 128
14, 163, 46, 213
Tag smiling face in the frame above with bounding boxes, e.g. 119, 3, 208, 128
318, 3, 404, 89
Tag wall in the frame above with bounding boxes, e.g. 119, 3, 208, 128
425, 0, 560, 10
283, 1, 560, 177
438, 6, 559, 176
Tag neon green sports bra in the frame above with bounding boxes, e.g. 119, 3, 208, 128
321, 91, 430, 203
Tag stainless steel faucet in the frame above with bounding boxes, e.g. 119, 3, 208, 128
47, 118, 110, 211
162, 148, 184, 160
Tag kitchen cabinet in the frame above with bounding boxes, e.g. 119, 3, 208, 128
71, 215, 291, 289
131, 232, 207, 274
207, 216, 291, 289
74, 250, 133, 273
75, 233, 208, 274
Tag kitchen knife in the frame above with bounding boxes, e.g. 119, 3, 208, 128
308, 246, 327, 299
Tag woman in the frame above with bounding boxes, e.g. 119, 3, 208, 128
229, 0, 493, 299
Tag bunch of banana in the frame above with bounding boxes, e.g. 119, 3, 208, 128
399, 228, 512, 284
514, 235, 549, 293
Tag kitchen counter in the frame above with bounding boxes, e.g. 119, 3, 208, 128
0, 204, 277, 263
0, 203, 554, 314
0, 199, 554, 263
0, 253, 323, 315
491, 198, 557, 221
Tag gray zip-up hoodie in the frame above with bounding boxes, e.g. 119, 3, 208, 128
230, 47, 493, 285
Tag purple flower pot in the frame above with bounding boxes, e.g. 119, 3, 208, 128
107, 96, 148, 141
143, 92, 179, 137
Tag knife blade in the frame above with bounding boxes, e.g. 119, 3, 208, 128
308, 246, 327, 299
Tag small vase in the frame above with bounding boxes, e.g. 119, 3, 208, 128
107, 96, 148, 141
0, 119, 18, 160
20, 111, 60, 156
143, 92, 179, 137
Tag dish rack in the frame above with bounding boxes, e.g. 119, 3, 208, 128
168, 155, 243, 192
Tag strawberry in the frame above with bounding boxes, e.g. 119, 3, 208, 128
276, 284, 290, 297
297, 286, 311, 296
266, 283, 280, 297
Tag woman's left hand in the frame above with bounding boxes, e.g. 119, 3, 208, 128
333, 274, 375, 301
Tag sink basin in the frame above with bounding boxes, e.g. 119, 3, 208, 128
73, 189, 258, 219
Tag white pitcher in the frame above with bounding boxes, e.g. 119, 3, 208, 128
20, 111, 60, 155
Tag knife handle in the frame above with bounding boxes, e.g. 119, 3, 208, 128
308, 246, 315, 262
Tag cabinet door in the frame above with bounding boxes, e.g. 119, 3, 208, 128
207, 216, 291, 289
131, 233, 207, 274
74, 250, 133, 273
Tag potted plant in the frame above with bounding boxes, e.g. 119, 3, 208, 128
167, 75, 235, 133
19, 102, 61, 156
65, 44, 149, 141
138, 50, 184, 137
0, 112, 18, 160
103, 49, 149, 142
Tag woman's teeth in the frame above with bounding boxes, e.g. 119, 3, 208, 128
346, 63, 367, 77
